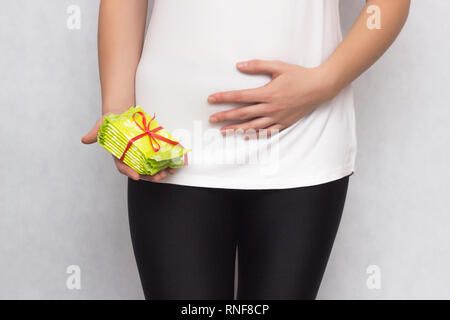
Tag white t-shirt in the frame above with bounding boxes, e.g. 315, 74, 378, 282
135, 0, 356, 189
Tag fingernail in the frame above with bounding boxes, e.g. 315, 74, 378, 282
208, 96, 217, 103
237, 61, 248, 68
209, 116, 218, 123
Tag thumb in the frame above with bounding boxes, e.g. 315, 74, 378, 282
81, 116, 105, 144
236, 59, 288, 77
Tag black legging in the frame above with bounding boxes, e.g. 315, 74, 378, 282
127, 175, 349, 300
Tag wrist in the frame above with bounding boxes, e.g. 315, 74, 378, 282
102, 99, 135, 115
316, 60, 344, 99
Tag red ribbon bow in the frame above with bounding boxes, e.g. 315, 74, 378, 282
120, 111, 185, 164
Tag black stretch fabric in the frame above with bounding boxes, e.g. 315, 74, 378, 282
127, 176, 349, 300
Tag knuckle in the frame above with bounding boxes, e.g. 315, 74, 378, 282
237, 110, 248, 120
271, 60, 283, 69
265, 104, 281, 114
232, 90, 243, 101
250, 59, 262, 68
274, 59, 283, 66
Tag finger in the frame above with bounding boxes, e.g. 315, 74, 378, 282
209, 103, 268, 123
167, 168, 175, 174
243, 124, 284, 140
236, 59, 289, 77
265, 124, 284, 137
81, 116, 105, 144
139, 170, 167, 182
113, 157, 140, 181
208, 86, 270, 104
220, 117, 274, 135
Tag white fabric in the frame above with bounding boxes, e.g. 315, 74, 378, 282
135, 0, 356, 189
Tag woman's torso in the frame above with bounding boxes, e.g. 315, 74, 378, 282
136, 0, 356, 189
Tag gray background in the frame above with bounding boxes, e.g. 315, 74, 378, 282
0, 0, 449, 299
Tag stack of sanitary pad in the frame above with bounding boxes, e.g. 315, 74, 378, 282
98, 106, 190, 175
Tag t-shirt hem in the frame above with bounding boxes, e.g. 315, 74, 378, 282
150, 165, 355, 190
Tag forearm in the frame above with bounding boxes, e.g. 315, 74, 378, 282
98, 0, 148, 115
323, 0, 410, 93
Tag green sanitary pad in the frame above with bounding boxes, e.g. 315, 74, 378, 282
98, 106, 190, 175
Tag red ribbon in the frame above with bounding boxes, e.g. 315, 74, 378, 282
120, 111, 188, 165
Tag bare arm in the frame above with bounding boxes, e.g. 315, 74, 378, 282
324, 0, 411, 94
82, 0, 173, 182
207, 0, 411, 134
98, 0, 148, 115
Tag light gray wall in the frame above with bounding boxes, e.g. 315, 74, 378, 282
0, 0, 449, 299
